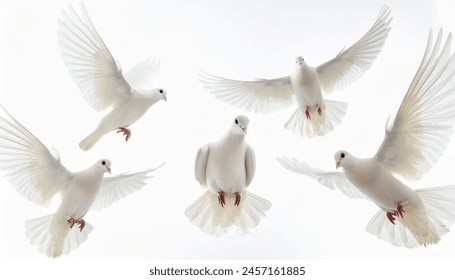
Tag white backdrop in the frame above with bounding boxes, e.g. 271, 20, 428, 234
1, 0, 455, 262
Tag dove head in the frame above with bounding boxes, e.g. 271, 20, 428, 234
97, 159, 112, 174
295, 56, 305, 66
231, 115, 249, 135
157, 88, 167, 102
334, 150, 350, 169
148, 88, 167, 102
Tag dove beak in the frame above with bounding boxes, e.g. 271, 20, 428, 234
336, 161, 340, 169
106, 166, 111, 174
240, 125, 247, 134
163, 95, 167, 102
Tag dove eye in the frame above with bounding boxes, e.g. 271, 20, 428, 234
340, 153, 345, 159
235, 119, 239, 124
102, 161, 106, 165
159, 89, 163, 93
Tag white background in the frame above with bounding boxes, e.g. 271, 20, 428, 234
1, 0, 455, 276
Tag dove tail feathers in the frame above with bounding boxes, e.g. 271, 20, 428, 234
185, 191, 271, 236
79, 128, 105, 151
25, 215, 93, 257
366, 186, 455, 248
284, 100, 347, 137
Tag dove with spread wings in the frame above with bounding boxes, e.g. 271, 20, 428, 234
0, 105, 164, 257
201, 6, 391, 137
57, 3, 167, 151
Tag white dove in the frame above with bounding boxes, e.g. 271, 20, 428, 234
200, 6, 391, 137
0, 105, 163, 257
57, 3, 167, 151
278, 29, 455, 248
185, 115, 271, 236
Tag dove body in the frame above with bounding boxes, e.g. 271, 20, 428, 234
99, 89, 163, 131
206, 126, 248, 195
53, 161, 108, 223
338, 153, 423, 213
290, 58, 324, 115
80, 89, 165, 150
185, 116, 271, 236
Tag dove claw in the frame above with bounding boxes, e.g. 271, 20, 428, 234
317, 106, 322, 116
234, 192, 241, 207
305, 108, 311, 120
218, 192, 226, 207
77, 219, 86, 231
116, 127, 131, 142
386, 212, 396, 225
67, 217, 76, 228
397, 203, 405, 218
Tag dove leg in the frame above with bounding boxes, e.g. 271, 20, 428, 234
116, 127, 131, 142
218, 192, 226, 207
77, 219, 86, 231
305, 107, 311, 120
67, 217, 77, 228
234, 192, 241, 207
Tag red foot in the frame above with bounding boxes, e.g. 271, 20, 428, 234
317, 106, 322, 116
218, 192, 226, 207
67, 217, 76, 228
67, 217, 86, 231
116, 127, 131, 142
77, 219, 86, 231
386, 211, 396, 225
234, 192, 241, 207
305, 108, 311, 120
386, 202, 406, 225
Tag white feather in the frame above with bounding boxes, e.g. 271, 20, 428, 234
316, 5, 392, 93
91, 162, 165, 211
277, 156, 367, 200
199, 71, 295, 114
57, 2, 131, 111
0, 105, 72, 206
124, 58, 161, 90
375, 29, 455, 180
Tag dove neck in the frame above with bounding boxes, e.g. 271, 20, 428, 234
136, 89, 162, 104
218, 132, 246, 149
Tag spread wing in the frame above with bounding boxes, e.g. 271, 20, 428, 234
245, 145, 255, 187
195, 144, 210, 187
124, 58, 160, 90
0, 105, 72, 206
374, 29, 455, 180
57, 3, 131, 111
200, 71, 295, 114
277, 156, 368, 200
91, 162, 165, 211
317, 5, 392, 94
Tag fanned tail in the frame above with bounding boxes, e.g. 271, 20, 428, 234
366, 186, 455, 248
25, 215, 93, 257
184, 191, 271, 236
284, 100, 347, 137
